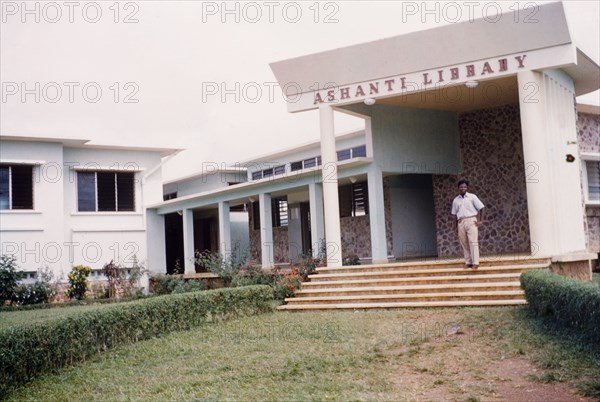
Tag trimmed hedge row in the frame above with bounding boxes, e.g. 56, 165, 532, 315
520, 270, 600, 343
0, 285, 274, 396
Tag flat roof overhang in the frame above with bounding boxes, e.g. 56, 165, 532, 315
270, 2, 599, 114
150, 158, 373, 215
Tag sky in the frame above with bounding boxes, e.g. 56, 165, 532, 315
1, 0, 599, 181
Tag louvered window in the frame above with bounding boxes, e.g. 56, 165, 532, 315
77, 171, 135, 212
337, 149, 351, 161
0, 164, 33, 210
586, 160, 600, 203
272, 196, 288, 227
337, 145, 367, 161
339, 182, 368, 217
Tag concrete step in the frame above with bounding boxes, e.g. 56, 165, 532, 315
278, 257, 546, 311
302, 273, 522, 288
295, 281, 523, 297
309, 263, 546, 281
277, 299, 527, 311
316, 257, 550, 275
285, 290, 525, 304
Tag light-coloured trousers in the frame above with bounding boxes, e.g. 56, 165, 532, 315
458, 216, 479, 265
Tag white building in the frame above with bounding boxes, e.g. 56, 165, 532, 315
0, 135, 179, 279
152, 2, 599, 279
1, 3, 599, 284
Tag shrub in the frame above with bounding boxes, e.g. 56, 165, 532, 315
0, 285, 274, 396
12, 265, 58, 306
102, 259, 144, 299
65, 265, 91, 300
11, 282, 55, 306
521, 269, 600, 343
273, 269, 302, 301
294, 254, 324, 281
195, 243, 249, 285
149, 274, 208, 295
0, 255, 23, 304
341, 239, 361, 266
343, 253, 361, 266
231, 265, 276, 288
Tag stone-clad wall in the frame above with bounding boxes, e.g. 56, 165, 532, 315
248, 202, 261, 263
247, 202, 290, 264
577, 112, 600, 254
341, 179, 394, 258
433, 104, 531, 258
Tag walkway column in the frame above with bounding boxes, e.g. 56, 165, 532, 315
218, 201, 231, 260
308, 181, 325, 258
518, 69, 587, 256
259, 192, 274, 268
182, 208, 195, 274
319, 104, 343, 267
367, 166, 388, 263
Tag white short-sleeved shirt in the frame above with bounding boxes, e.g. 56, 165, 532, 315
451, 192, 485, 219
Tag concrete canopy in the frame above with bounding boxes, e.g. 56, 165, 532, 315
270, 2, 599, 113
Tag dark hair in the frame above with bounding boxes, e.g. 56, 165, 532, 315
457, 179, 469, 187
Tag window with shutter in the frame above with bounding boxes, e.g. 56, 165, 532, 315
586, 160, 600, 203
77, 171, 135, 212
0, 164, 34, 210
271, 196, 288, 227
337, 149, 351, 161
339, 182, 368, 217
352, 145, 367, 158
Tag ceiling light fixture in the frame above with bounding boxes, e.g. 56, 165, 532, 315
364, 98, 376, 106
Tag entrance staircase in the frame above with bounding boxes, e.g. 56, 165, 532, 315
277, 256, 550, 311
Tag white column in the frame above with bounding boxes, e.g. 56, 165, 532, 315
518, 70, 555, 257
319, 104, 343, 267
367, 167, 388, 263
182, 208, 195, 274
218, 201, 231, 260
308, 181, 325, 258
259, 192, 274, 268
517, 69, 587, 257
145, 209, 166, 274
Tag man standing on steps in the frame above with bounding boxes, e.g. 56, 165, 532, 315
451, 179, 485, 269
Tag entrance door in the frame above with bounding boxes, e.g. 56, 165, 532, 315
300, 202, 311, 255
194, 217, 216, 272
164, 213, 184, 274
390, 175, 438, 259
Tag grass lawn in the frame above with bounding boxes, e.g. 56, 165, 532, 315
4, 306, 599, 401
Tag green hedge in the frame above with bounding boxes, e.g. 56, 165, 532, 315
521, 270, 600, 343
0, 285, 274, 397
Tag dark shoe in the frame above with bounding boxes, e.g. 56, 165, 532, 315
466, 264, 473, 268
472, 265, 479, 270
